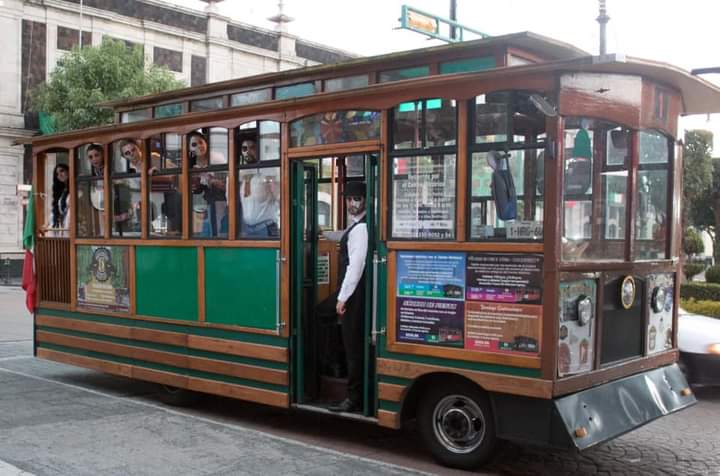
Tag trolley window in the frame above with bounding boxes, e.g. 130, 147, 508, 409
148, 133, 183, 238
76, 144, 104, 238
110, 139, 143, 237
189, 128, 229, 239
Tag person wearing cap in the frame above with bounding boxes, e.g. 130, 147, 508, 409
325, 181, 368, 413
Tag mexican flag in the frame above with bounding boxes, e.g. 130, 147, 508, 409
21, 189, 36, 313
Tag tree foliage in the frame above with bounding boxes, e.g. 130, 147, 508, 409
684, 228, 704, 256
683, 129, 718, 259
31, 38, 184, 133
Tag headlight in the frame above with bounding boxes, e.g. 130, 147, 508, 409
708, 343, 720, 355
651, 286, 667, 313
577, 295, 593, 326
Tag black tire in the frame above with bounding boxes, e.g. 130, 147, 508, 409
417, 381, 497, 470
157, 385, 203, 407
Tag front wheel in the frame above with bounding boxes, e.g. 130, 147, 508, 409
417, 382, 497, 470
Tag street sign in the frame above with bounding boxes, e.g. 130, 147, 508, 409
399, 5, 489, 43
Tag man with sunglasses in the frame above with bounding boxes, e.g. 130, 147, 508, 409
325, 181, 368, 413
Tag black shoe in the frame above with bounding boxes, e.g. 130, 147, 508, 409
328, 398, 360, 413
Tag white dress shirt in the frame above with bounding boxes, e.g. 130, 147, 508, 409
327, 212, 368, 303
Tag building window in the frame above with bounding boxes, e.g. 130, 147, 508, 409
153, 46, 183, 73
57, 26, 91, 51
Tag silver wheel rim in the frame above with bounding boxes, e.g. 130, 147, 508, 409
432, 394, 486, 454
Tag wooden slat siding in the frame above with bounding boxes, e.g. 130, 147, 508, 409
38, 348, 133, 378
377, 410, 401, 430
386, 341, 541, 369
377, 358, 553, 399
187, 376, 289, 407
378, 382, 405, 403
188, 335, 287, 363
38, 348, 289, 408
36, 329, 288, 386
36, 239, 71, 304
36, 314, 287, 364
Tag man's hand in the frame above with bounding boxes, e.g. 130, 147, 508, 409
336, 300, 346, 316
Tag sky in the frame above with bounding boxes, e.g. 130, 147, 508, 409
168, 0, 720, 148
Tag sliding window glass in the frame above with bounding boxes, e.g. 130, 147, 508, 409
236, 121, 281, 239
633, 130, 671, 260
468, 91, 547, 241
110, 139, 143, 237
562, 118, 631, 261
148, 133, 183, 237
189, 127, 229, 239
76, 144, 105, 238
390, 98, 457, 240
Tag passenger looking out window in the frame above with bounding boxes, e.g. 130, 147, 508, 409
238, 139, 280, 238
48, 163, 70, 237
189, 131, 228, 238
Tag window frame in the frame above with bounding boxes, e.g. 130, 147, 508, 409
388, 98, 459, 241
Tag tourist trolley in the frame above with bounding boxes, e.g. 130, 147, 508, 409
25, 32, 720, 469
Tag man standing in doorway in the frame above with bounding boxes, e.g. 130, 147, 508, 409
327, 181, 368, 413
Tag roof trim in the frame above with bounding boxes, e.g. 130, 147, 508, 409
100, 31, 588, 109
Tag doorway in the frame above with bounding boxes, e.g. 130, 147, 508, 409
290, 153, 378, 416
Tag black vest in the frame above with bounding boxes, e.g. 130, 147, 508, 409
338, 216, 366, 291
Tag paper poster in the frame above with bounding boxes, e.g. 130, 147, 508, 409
464, 254, 543, 355
396, 252, 465, 347
558, 279, 596, 376
77, 245, 130, 312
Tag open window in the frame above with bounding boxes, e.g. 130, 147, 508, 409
468, 91, 548, 241
148, 133, 183, 237
236, 121, 281, 239
188, 127, 229, 238
76, 144, 105, 238
110, 139, 143, 237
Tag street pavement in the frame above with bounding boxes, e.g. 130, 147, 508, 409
1, 286, 720, 475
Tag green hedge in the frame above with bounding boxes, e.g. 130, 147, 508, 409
707, 265, 720, 284
681, 282, 720, 301
684, 263, 706, 280
681, 298, 720, 319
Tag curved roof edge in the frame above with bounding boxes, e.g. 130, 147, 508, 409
100, 31, 589, 110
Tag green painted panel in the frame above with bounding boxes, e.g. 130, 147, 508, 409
439, 56, 496, 74
135, 247, 198, 321
378, 400, 401, 412
205, 248, 277, 329
37, 308, 288, 346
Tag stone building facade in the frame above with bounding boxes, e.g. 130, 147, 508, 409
0, 0, 354, 254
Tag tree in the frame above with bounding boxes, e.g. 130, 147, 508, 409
683, 228, 704, 256
683, 130, 716, 257
31, 38, 184, 133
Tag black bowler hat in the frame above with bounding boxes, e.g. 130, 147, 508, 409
343, 182, 366, 197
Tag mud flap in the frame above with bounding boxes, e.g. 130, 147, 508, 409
554, 364, 696, 450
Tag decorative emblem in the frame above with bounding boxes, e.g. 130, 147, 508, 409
620, 275, 636, 310
91, 247, 115, 283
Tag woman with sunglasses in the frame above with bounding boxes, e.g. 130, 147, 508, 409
189, 132, 228, 237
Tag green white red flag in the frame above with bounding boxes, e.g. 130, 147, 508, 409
21, 189, 36, 313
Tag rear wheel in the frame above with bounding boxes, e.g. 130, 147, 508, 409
417, 381, 497, 470
157, 385, 202, 407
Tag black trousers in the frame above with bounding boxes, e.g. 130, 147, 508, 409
341, 282, 365, 405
